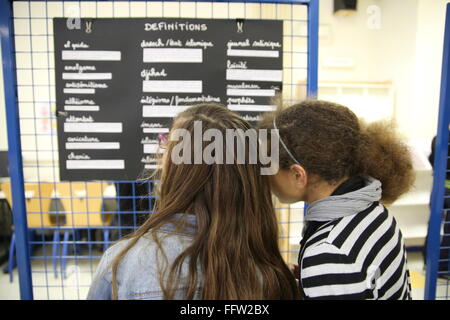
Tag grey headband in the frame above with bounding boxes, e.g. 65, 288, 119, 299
273, 118, 302, 166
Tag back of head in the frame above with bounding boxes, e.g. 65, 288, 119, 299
260, 99, 415, 204
112, 103, 299, 300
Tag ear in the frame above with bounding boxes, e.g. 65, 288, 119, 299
289, 164, 307, 188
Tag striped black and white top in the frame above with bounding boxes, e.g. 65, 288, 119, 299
298, 180, 412, 300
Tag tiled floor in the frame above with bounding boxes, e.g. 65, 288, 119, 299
1, 249, 448, 300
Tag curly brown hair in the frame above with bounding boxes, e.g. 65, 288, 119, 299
259, 100, 415, 204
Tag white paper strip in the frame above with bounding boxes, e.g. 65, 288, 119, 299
66, 160, 125, 169
143, 48, 202, 63
64, 122, 122, 133
65, 142, 120, 149
62, 73, 112, 80
62, 50, 121, 61
226, 69, 282, 82
228, 105, 277, 112
143, 80, 202, 93
64, 105, 100, 111
145, 164, 160, 169
226, 89, 275, 96
143, 144, 164, 154
227, 49, 279, 58
64, 88, 95, 94
143, 105, 190, 117
143, 128, 170, 133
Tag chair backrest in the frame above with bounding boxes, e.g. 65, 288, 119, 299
0, 181, 54, 228
57, 182, 112, 227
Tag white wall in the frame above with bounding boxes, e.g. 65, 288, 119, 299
318, 0, 448, 144
318, 0, 382, 82
316, 0, 449, 244
373, 0, 420, 140
410, 0, 448, 141
376, 0, 447, 143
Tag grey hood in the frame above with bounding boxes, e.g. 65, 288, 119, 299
305, 176, 382, 223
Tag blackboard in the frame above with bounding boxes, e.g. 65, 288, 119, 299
54, 18, 283, 181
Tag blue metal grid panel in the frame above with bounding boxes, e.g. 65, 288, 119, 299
424, 2, 450, 301
2, 0, 318, 299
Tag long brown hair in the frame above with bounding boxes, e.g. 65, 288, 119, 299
259, 99, 415, 204
110, 104, 299, 300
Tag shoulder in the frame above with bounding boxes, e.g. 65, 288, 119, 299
326, 203, 390, 250
300, 219, 361, 291
302, 202, 392, 266
106, 229, 194, 258
299, 203, 407, 299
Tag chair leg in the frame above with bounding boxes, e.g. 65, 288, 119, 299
28, 230, 34, 256
74, 230, 82, 255
62, 230, 71, 279
103, 229, 110, 252
7, 232, 16, 283
87, 229, 93, 255
52, 231, 60, 278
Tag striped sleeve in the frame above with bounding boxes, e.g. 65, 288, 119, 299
300, 242, 374, 300
299, 204, 412, 300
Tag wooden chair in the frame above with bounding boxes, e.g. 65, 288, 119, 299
0, 182, 55, 282
55, 182, 113, 277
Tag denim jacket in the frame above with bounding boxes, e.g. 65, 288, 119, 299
86, 214, 201, 300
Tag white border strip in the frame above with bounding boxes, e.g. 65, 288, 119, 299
145, 164, 160, 169
226, 69, 282, 82
143, 105, 190, 117
143, 80, 202, 93
143, 48, 202, 63
66, 142, 120, 149
62, 50, 121, 61
64, 88, 95, 94
143, 128, 170, 133
66, 160, 124, 169
62, 73, 112, 80
227, 49, 279, 58
228, 105, 277, 112
227, 89, 275, 96
143, 144, 164, 154
64, 105, 100, 111
64, 122, 123, 133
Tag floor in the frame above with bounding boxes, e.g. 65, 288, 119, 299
0, 250, 448, 300
0, 245, 101, 300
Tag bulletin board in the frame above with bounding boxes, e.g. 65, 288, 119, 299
54, 18, 283, 180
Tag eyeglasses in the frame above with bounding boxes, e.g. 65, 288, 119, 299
273, 118, 302, 166
158, 132, 169, 149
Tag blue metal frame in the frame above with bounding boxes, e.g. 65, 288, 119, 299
0, 0, 34, 300
424, 2, 450, 301
2, 0, 318, 300
306, 0, 318, 97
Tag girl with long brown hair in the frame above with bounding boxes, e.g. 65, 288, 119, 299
259, 100, 415, 300
87, 103, 299, 300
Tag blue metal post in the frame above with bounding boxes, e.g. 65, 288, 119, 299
302, 0, 318, 217
424, 2, 450, 301
306, 0, 318, 98
0, 0, 34, 300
